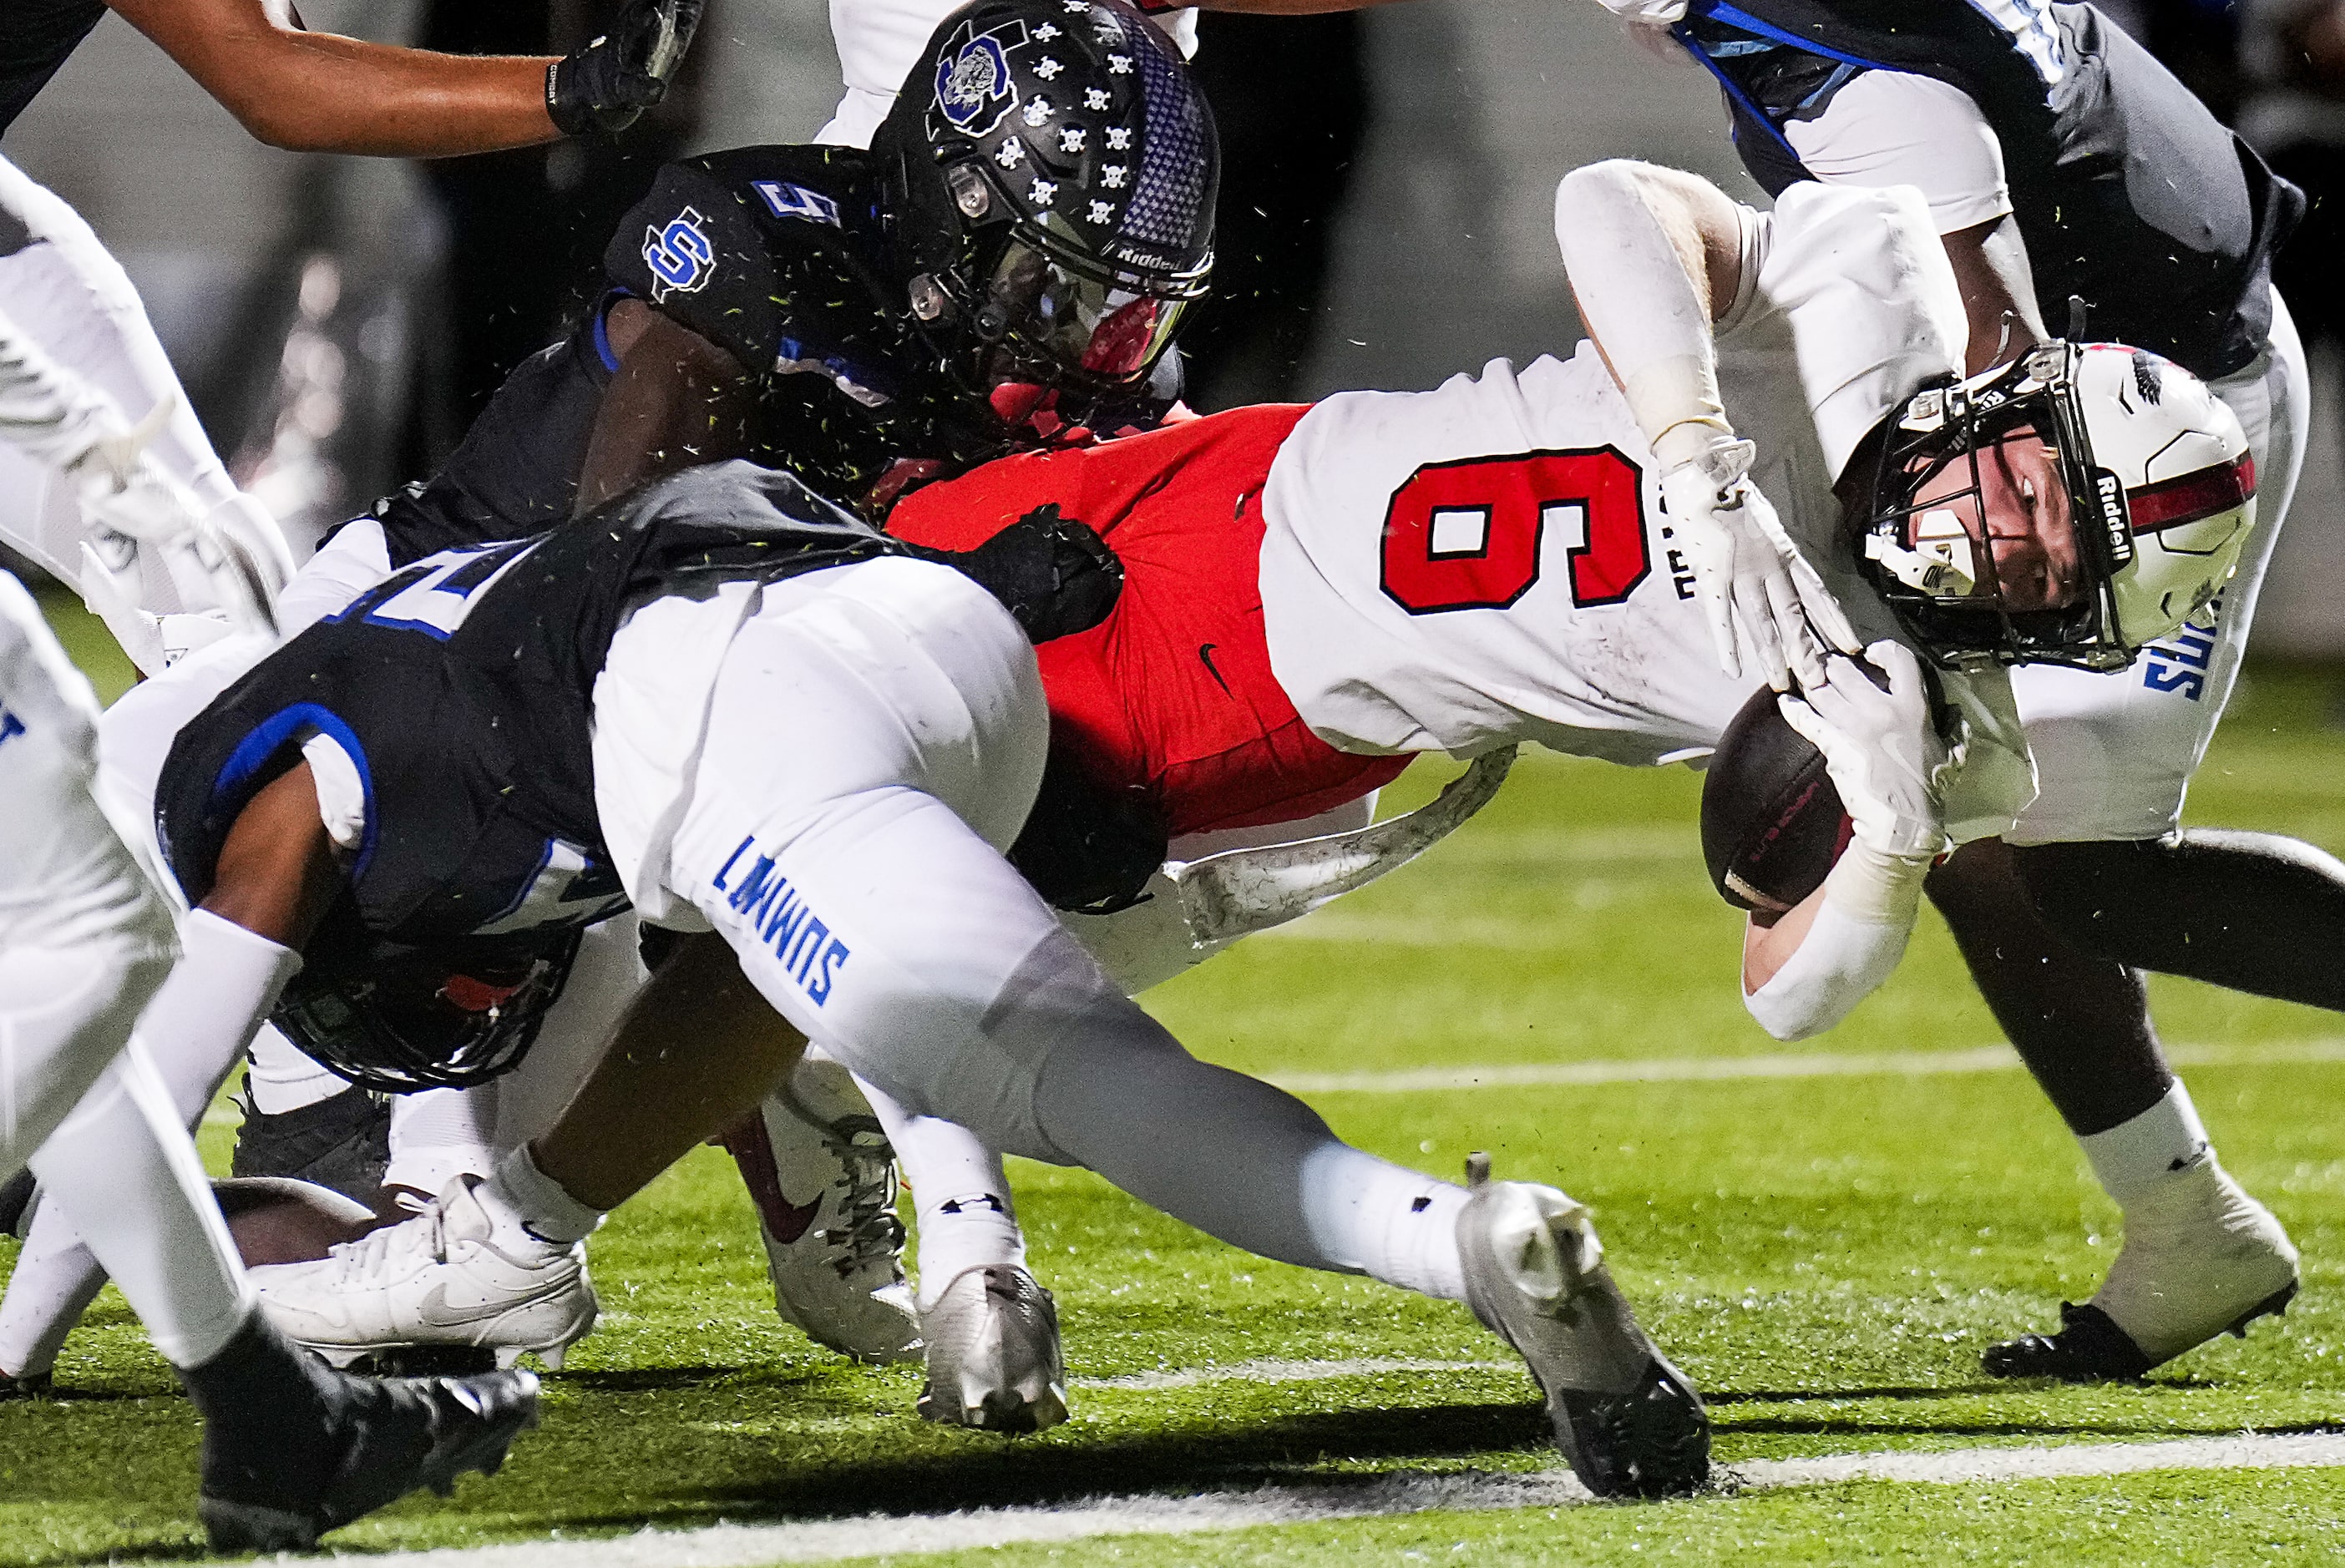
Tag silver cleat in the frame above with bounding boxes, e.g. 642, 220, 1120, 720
916, 1263, 1069, 1434
1456, 1154, 1709, 1498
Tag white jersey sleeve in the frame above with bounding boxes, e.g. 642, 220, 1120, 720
1781, 70, 2014, 235
1715, 180, 2034, 839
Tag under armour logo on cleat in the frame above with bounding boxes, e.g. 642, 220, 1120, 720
0, 711, 23, 748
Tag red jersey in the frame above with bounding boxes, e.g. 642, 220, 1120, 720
888, 406, 1410, 836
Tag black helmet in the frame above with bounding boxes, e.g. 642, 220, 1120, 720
271, 923, 582, 1095
875, 0, 1218, 407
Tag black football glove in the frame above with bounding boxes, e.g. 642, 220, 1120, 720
546, 0, 706, 136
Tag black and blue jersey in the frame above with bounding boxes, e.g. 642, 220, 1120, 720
1674, 0, 2300, 381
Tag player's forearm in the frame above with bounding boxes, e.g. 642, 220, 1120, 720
1552, 160, 1747, 468
1741, 842, 1928, 1039
109, 0, 560, 155
1941, 215, 2045, 374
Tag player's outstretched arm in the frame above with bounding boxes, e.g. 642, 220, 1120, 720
105, 0, 701, 157
1739, 642, 1958, 1040
1553, 159, 1859, 690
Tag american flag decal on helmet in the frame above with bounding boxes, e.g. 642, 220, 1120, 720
1123, 23, 1211, 251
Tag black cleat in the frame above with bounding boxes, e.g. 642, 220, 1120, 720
1553, 1358, 1714, 1500
0, 1167, 36, 1238
1985, 1283, 2297, 1383
0, 1369, 52, 1399
230, 1078, 392, 1208
185, 1316, 539, 1552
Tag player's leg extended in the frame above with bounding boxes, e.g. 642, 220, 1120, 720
1947, 301, 2311, 1380
691, 781, 1700, 1494
0, 909, 298, 1384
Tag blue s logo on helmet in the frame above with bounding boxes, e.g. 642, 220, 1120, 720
643, 207, 715, 301
935, 28, 1018, 138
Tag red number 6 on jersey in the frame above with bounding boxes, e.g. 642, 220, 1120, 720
1379, 448, 1648, 615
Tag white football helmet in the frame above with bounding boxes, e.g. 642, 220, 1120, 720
1852, 340, 2255, 671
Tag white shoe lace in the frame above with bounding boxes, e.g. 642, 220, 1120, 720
327, 1200, 450, 1287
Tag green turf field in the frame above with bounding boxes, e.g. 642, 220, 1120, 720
4, 584, 2342, 1563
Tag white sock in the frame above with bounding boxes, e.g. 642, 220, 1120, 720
385, 1084, 502, 1200
245, 1024, 347, 1115
476, 1144, 605, 1249
1298, 1145, 1470, 1302
861, 1078, 1024, 1308
0, 908, 294, 1372
0, 1202, 106, 1378
29, 1044, 252, 1368
2080, 1080, 2213, 1210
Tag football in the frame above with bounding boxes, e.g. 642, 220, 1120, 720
213, 1176, 382, 1267
1699, 683, 1852, 917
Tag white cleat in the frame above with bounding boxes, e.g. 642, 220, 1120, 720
720, 1058, 921, 1364
916, 1263, 1067, 1434
1456, 1156, 1708, 1498
1986, 1158, 2298, 1380
249, 1176, 595, 1372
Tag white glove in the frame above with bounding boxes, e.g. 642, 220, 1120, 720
73, 458, 278, 645
1660, 435, 1858, 690
1588, 0, 1688, 22
1775, 640, 1963, 861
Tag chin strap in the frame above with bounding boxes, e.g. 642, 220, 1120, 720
1169, 746, 1517, 949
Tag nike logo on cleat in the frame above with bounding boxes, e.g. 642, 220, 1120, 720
415, 1283, 566, 1331
765, 1193, 824, 1245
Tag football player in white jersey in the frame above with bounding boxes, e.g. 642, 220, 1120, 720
0, 311, 539, 1549
1137, 0, 2312, 1385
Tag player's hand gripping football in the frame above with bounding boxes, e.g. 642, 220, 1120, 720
1660, 438, 1860, 691
1775, 640, 1962, 861
547, 0, 707, 136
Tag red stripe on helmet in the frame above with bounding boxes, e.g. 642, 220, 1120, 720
2128, 453, 2256, 534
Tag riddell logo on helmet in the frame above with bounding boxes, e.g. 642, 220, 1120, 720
1111, 243, 1174, 269
2092, 469, 2135, 564
935, 26, 1021, 139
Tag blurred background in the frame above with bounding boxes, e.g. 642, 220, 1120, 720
8, 0, 2344, 648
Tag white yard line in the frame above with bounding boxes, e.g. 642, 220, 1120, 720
195, 1039, 2345, 1127
1081, 1356, 1522, 1391
1267, 1036, 2345, 1096
271, 1432, 2345, 1568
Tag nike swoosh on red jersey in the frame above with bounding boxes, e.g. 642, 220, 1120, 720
1198, 642, 1233, 696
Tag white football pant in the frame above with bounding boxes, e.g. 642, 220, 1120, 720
0, 572, 252, 1371
650, 558, 1464, 1287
